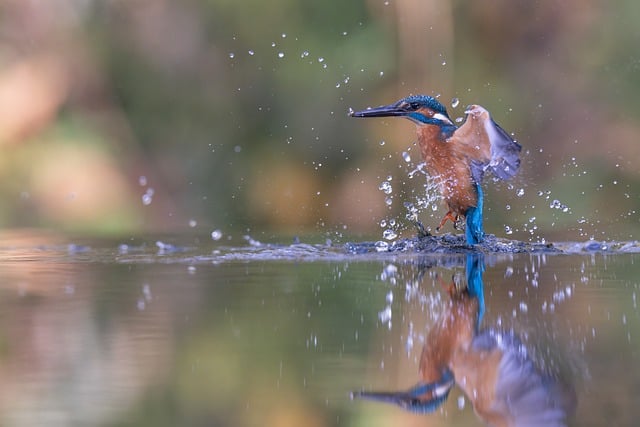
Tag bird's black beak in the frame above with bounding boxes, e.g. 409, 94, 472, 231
350, 103, 407, 118
351, 376, 453, 414
351, 389, 414, 406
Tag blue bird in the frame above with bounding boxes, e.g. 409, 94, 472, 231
352, 255, 576, 426
351, 95, 521, 244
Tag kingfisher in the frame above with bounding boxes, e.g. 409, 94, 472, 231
350, 95, 522, 244
352, 255, 576, 426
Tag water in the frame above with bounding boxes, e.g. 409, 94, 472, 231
0, 232, 638, 426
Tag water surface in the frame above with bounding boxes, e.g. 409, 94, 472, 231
0, 232, 637, 426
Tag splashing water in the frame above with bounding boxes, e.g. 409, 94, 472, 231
382, 229, 398, 241
378, 181, 393, 195
376, 149, 444, 240
550, 199, 570, 213
374, 241, 390, 252
142, 188, 154, 206
404, 201, 419, 222
407, 162, 426, 179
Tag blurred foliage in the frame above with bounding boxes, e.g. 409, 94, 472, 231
0, 0, 638, 240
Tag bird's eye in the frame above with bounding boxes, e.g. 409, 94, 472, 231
410, 102, 420, 110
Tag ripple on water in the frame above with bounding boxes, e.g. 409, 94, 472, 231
8, 235, 640, 265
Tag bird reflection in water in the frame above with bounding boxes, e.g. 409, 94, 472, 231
353, 254, 576, 426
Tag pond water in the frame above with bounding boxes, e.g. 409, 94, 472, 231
0, 231, 638, 427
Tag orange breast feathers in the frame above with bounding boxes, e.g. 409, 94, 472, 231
417, 125, 482, 215
418, 291, 508, 425
419, 294, 479, 383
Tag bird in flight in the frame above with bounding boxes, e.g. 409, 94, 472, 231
351, 95, 521, 244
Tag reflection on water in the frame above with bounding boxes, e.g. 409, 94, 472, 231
353, 254, 576, 426
0, 232, 637, 426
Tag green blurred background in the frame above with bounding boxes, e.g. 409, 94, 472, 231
1, 0, 638, 241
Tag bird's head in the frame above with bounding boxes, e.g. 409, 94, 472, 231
350, 95, 455, 134
351, 369, 454, 414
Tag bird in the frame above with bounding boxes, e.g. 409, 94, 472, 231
350, 95, 522, 244
352, 255, 576, 426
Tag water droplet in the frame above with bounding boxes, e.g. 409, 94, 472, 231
451, 98, 460, 108
281, 33, 287, 38
379, 140, 386, 146
188, 219, 197, 228
138, 176, 147, 186
211, 229, 223, 241
379, 71, 384, 77
378, 181, 393, 194
142, 188, 154, 206
335, 82, 341, 88
301, 50, 309, 58
248, 50, 255, 56
384, 197, 393, 206
278, 52, 285, 58
379, 219, 387, 228
504, 225, 513, 235
374, 241, 389, 252
402, 152, 411, 162
382, 264, 397, 278
318, 57, 324, 63
378, 305, 392, 322
142, 284, 151, 300
457, 396, 465, 410
519, 302, 528, 313
385, 291, 393, 304
516, 188, 525, 197
228, 52, 235, 59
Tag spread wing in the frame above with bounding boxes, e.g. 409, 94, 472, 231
452, 107, 522, 184
485, 119, 522, 180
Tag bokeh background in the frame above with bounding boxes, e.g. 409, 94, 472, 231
1, 4, 640, 427
0, 0, 639, 241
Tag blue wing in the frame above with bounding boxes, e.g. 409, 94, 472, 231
486, 119, 522, 180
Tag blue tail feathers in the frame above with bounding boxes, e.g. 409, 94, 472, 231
465, 184, 485, 244
466, 253, 485, 332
